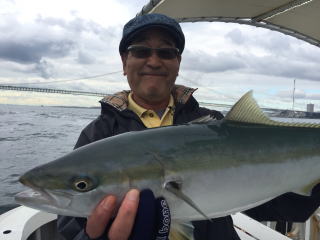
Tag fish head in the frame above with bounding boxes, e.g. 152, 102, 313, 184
15, 155, 130, 217
15, 133, 167, 217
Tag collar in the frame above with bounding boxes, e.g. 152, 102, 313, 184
127, 92, 174, 117
100, 85, 197, 111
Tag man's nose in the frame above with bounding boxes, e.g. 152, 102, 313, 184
146, 51, 162, 67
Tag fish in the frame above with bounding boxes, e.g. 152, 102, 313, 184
15, 91, 320, 222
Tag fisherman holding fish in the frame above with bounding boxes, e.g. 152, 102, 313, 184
18, 13, 320, 240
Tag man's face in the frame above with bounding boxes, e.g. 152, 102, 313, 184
121, 28, 181, 105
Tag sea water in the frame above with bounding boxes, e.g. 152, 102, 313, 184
0, 104, 99, 213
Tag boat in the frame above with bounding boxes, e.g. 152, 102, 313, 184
1, 0, 320, 239
0, 206, 57, 240
137, 0, 320, 48
0, 206, 297, 240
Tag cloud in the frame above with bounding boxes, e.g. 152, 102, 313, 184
77, 50, 96, 64
307, 94, 320, 100
180, 32, 320, 83
181, 49, 246, 73
0, 39, 75, 64
34, 59, 55, 79
36, 16, 116, 37
246, 55, 320, 82
274, 90, 320, 102
276, 90, 306, 99
224, 25, 296, 53
221, 26, 320, 82
178, 22, 320, 84
225, 28, 245, 45
0, 16, 76, 64
0, 16, 118, 64
0, 14, 121, 79
181, 51, 320, 83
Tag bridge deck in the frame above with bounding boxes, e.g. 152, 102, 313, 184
0, 85, 108, 97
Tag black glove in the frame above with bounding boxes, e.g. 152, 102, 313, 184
311, 183, 320, 198
129, 189, 171, 240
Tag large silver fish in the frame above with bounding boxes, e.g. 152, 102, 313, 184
15, 91, 320, 222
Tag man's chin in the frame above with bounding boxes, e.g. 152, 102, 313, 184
143, 91, 170, 104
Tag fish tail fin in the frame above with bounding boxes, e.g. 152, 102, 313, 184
169, 221, 194, 240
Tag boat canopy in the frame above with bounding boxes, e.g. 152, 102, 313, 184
137, 0, 320, 48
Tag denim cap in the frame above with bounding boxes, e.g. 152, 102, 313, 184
119, 13, 185, 55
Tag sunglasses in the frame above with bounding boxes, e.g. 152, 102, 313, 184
127, 45, 180, 60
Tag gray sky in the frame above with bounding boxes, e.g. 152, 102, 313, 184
0, 0, 319, 110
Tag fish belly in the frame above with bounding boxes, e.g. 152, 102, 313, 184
166, 156, 320, 221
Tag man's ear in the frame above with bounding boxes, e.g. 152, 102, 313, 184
177, 55, 182, 76
177, 55, 182, 64
121, 54, 127, 76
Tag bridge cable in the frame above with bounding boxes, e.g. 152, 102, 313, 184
0, 71, 122, 86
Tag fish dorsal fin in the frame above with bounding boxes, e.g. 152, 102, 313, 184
225, 91, 320, 128
225, 91, 274, 125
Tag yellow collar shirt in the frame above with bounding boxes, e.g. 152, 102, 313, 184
127, 92, 174, 128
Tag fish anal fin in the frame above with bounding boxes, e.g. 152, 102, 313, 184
164, 179, 211, 222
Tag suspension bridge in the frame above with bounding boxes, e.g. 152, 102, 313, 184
4, 84, 296, 113
0, 84, 237, 110
0, 85, 109, 97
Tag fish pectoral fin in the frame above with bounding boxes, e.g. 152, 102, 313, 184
164, 180, 212, 222
170, 221, 194, 240
294, 180, 320, 196
188, 115, 215, 124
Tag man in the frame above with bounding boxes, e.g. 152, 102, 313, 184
58, 13, 320, 240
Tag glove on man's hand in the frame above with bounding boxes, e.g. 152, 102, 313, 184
129, 189, 171, 240
311, 183, 320, 198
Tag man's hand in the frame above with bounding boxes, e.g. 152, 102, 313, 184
86, 189, 139, 240
85, 189, 171, 240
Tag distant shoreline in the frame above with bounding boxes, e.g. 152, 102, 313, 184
50, 105, 100, 110
269, 109, 320, 119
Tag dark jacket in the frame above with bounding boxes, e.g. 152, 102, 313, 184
58, 85, 320, 240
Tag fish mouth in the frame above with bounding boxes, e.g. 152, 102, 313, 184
15, 188, 72, 212
17, 173, 72, 209
15, 188, 56, 205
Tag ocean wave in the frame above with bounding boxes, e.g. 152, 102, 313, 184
25, 132, 67, 139
8, 111, 18, 115
0, 137, 21, 142
7, 173, 20, 178
37, 113, 61, 118
18, 123, 35, 126
6, 179, 19, 185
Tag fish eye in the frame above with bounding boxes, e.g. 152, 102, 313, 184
75, 180, 88, 191
72, 176, 96, 192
